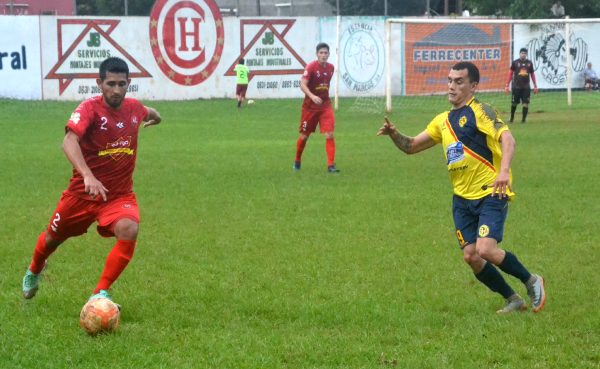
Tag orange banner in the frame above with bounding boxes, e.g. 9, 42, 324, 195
405, 24, 511, 95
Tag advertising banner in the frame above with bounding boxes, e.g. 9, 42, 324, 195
0, 16, 42, 100
319, 17, 389, 98
514, 23, 598, 89
405, 24, 511, 95
39, 0, 327, 101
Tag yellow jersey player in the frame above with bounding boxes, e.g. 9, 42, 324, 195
378, 61, 546, 314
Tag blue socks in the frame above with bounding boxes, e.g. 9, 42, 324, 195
498, 251, 532, 284
475, 261, 515, 299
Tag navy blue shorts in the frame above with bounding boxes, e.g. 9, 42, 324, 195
452, 194, 509, 248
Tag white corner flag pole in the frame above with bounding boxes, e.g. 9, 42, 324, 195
335, 14, 341, 110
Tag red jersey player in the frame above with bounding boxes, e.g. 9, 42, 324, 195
294, 43, 339, 173
22, 57, 162, 307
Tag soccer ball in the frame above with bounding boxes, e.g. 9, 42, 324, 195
80, 298, 120, 336
247, 100, 254, 105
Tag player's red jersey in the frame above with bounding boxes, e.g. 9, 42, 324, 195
65, 95, 148, 202
302, 60, 335, 111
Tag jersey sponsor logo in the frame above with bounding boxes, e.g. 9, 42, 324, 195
70, 112, 81, 125
478, 224, 490, 237
448, 164, 468, 172
446, 141, 466, 165
459, 116, 467, 127
518, 68, 528, 76
150, 0, 224, 86
98, 136, 134, 161
45, 19, 151, 95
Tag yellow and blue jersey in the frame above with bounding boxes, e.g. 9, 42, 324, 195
425, 97, 514, 201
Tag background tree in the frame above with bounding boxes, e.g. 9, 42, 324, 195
464, 0, 600, 18
77, 0, 157, 16
326, 0, 442, 16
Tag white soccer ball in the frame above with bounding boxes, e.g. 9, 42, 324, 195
80, 298, 120, 336
247, 100, 254, 105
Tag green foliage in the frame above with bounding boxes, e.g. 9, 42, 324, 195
507, 0, 552, 19
77, 0, 157, 16
1, 94, 600, 367
326, 0, 441, 16
465, 0, 600, 18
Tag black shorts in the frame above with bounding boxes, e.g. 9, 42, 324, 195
452, 194, 509, 248
512, 88, 531, 105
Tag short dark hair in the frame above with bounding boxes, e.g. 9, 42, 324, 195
451, 62, 480, 83
316, 43, 329, 53
520, 47, 528, 53
99, 57, 129, 81
239, 58, 245, 65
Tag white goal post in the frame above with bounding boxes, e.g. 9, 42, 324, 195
384, 17, 600, 113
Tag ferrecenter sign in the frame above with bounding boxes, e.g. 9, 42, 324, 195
149, 0, 224, 86
405, 24, 511, 95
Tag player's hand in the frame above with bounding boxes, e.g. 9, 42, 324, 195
311, 95, 323, 105
83, 175, 108, 201
491, 171, 512, 199
534, 87, 538, 95
143, 119, 160, 128
143, 108, 162, 128
377, 116, 397, 136
505, 86, 510, 94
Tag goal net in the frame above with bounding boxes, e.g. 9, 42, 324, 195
384, 18, 600, 116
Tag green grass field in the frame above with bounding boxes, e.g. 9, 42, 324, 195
1, 92, 599, 368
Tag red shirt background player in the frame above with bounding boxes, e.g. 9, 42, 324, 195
22, 57, 162, 308
294, 43, 340, 173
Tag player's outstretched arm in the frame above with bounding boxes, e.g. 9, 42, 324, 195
62, 130, 108, 201
143, 107, 162, 128
491, 130, 516, 198
377, 116, 436, 155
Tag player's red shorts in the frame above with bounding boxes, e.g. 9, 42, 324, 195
299, 106, 335, 134
236, 84, 248, 98
46, 192, 140, 242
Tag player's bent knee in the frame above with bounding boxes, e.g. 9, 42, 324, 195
45, 232, 63, 248
462, 244, 478, 264
475, 240, 497, 261
113, 218, 139, 241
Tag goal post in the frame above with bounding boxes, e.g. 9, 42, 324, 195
385, 17, 600, 113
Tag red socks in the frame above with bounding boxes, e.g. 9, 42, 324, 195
29, 232, 57, 274
94, 239, 136, 293
295, 137, 307, 162
295, 136, 335, 166
326, 138, 336, 166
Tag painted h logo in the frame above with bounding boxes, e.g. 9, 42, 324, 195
177, 17, 203, 52
163, 1, 206, 68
